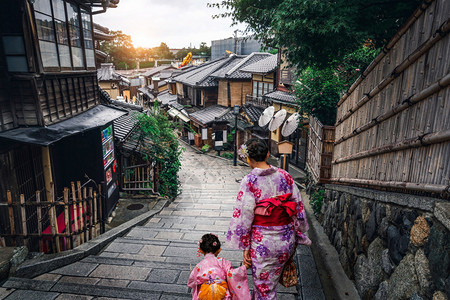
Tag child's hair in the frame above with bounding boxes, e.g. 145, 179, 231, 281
199, 233, 221, 254
245, 138, 269, 162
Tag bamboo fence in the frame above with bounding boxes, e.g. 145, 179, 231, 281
307, 116, 335, 183
0, 182, 103, 253
332, 0, 450, 197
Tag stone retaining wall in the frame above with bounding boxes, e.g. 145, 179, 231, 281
317, 184, 449, 300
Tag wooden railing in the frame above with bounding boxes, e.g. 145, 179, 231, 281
245, 95, 271, 108
0, 181, 103, 253
306, 116, 335, 184
122, 163, 159, 194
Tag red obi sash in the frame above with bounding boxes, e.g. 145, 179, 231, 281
253, 193, 296, 226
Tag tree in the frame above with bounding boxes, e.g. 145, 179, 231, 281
209, 0, 421, 69
153, 42, 174, 59
100, 30, 136, 69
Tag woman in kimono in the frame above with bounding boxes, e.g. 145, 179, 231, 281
227, 138, 311, 299
188, 233, 251, 299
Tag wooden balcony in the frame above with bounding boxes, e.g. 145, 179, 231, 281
245, 95, 271, 108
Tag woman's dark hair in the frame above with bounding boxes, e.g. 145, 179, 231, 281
245, 138, 269, 162
199, 233, 221, 254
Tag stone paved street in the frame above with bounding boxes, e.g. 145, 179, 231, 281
1, 145, 324, 299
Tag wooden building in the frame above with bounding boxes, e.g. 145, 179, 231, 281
97, 63, 130, 100
0, 0, 123, 249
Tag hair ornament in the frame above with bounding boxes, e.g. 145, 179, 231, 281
198, 239, 203, 246
212, 241, 217, 246
238, 144, 248, 159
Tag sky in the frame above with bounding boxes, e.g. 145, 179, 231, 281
93, 0, 247, 49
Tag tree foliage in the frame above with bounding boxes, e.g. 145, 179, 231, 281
175, 42, 211, 60
135, 104, 183, 199
209, 0, 421, 69
209, 0, 420, 125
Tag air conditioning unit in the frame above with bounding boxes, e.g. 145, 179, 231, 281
111, 83, 117, 89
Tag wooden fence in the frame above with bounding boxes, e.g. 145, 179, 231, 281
306, 116, 335, 184
122, 163, 159, 194
332, 0, 450, 197
0, 181, 103, 253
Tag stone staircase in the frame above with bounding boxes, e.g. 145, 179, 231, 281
0, 147, 323, 299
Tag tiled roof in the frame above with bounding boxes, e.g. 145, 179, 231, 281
173, 57, 230, 87
138, 87, 154, 99
157, 91, 177, 106
189, 105, 231, 125
263, 90, 297, 105
240, 54, 278, 74
243, 105, 264, 123
97, 63, 123, 82
142, 65, 176, 78
168, 100, 185, 111
114, 111, 141, 142
211, 53, 272, 79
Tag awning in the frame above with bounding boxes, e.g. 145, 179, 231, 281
167, 108, 190, 122
0, 105, 127, 146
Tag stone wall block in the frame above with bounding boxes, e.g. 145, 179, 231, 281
374, 281, 389, 300
339, 246, 352, 278
425, 223, 450, 291
375, 203, 387, 227
411, 216, 430, 247
433, 291, 448, 300
366, 209, 377, 243
354, 238, 385, 299
356, 219, 364, 254
410, 292, 425, 300
387, 225, 408, 265
388, 253, 420, 300
378, 217, 389, 240
415, 249, 432, 295
382, 249, 395, 275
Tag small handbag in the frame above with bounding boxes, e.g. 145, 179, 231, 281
278, 257, 298, 287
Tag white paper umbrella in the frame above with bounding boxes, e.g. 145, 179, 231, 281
258, 106, 275, 127
282, 113, 300, 137
268, 109, 287, 131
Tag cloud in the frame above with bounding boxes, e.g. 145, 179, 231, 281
93, 0, 245, 48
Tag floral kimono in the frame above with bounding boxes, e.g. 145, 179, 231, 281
188, 253, 251, 299
227, 166, 311, 299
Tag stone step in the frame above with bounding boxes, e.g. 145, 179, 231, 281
3, 276, 192, 299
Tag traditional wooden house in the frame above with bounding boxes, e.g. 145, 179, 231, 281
0, 0, 123, 249
173, 57, 231, 107
97, 63, 130, 100
212, 53, 274, 107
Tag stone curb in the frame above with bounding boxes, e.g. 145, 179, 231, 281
10, 199, 169, 279
299, 188, 361, 300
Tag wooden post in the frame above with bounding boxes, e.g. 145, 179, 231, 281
98, 185, 104, 234
0, 237, 5, 247
49, 183, 60, 252
82, 186, 88, 242
77, 181, 84, 245
41, 146, 53, 203
36, 191, 43, 252
88, 187, 93, 240
93, 190, 98, 238
19, 194, 27, 247
63, 188, 71, 250
71, 182, 80, 246
7, 191, 15, 246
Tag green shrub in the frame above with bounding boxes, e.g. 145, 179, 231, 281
221, 152, 234, 159
310, 189, 325, 215
201, 144, 210, 153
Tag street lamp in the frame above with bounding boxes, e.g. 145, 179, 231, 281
232, 105, 239, 166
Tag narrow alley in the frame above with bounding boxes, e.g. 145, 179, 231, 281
1, 145, 324, 299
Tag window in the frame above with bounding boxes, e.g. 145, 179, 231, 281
3, 36, 28, 72
33, 0, 93, 71
81, 10, 95, 68
253, 81, 274, 97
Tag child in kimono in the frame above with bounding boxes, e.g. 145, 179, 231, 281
188, 233, 251, 300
